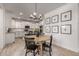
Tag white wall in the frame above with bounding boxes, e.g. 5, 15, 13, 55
0, 7, 5, 48
78, 4, 79, 52
4, 10, 16, 45
0, 6, 18, 48
43, 4, 79, 52
5, 11, 15, 32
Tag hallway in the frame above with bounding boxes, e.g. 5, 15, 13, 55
0, 38, 79, 56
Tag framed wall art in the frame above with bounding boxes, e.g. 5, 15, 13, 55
45, 17, 50, 24
51, 15, 59, 23
61, 10, 72, 22
45, 26, 51, 33
52, 25, 59, 33
61, 24, 72, 34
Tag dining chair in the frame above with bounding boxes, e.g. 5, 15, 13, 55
42, 35, 53, 56
24, 37, 39, 56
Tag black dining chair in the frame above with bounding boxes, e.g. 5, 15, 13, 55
24, 37, 39, 56
43, 35, 53, 56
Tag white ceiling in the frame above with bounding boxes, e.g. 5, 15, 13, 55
2, 3, 65, 19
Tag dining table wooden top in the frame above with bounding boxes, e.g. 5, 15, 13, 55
25, 35, 50, 42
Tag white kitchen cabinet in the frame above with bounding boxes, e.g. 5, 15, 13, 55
5, 33, 15, 44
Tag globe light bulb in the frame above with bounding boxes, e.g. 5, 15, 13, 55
33, 12, 37, 16
39, 14, 42, 17
30, 14, 33, 17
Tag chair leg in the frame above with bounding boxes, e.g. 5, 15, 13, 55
33, 50, 36, 56
37, 46, 40, 55
49, 48, 52, 56
25, 51, 27, 56
25, 49, 29, 56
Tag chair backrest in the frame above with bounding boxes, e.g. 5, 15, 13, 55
50, 35, 53, 47
34, 31, 40, 37
24, 37, 35, 47
29, 31, 33, 35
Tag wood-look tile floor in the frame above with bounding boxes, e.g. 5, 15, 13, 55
0, 38, 79, 56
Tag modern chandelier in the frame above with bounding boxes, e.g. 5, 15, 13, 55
29, 3, 43, 21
